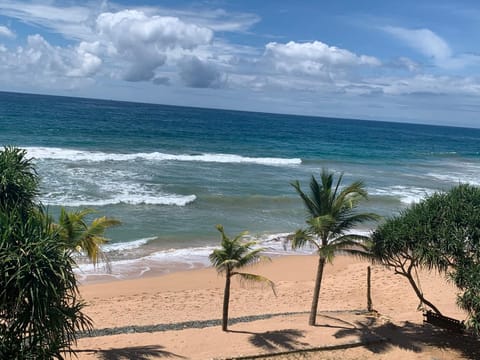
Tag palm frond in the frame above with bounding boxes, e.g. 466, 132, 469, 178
210, 225, 270, 272
331, 170, 344, 201
209, 249, 232, 271
317, 244, 337, 263
306, 215, 336, 236
291, 169, 379, 263
55, 208, 120, 267
291, 180, 319, 216
89, 216, 121, 233
334, 213, 381, 231
339, 248, 374, 261
237, 248, 265, 267
291, 228, 318, 250
233, 272, 276, 296
329, 233, 371, 245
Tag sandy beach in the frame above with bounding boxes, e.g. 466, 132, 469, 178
73, 255, 479, 359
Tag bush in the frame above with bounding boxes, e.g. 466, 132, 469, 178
0, 208, 92, 359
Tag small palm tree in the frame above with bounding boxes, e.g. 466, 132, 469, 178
291, 169, 379, 325
209, 225, 275, 331
55, 208, 120, 266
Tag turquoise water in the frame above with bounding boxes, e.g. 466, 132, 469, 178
1, 91, 480, 279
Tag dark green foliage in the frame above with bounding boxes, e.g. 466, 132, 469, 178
0, 147, 93, 358
0, 146, 39, 213
291, 169, 379, 325
371, 184, 480, 333
0, 208, 92, 359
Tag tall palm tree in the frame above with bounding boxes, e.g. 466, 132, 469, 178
209, 225, 275, 331
291, 169, 379, 325
55, 208, 120, 267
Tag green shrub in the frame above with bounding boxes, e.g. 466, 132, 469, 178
0, 208, 92, 359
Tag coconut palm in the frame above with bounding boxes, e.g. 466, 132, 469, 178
291, 169, 379, 325
55, 208, 120, 267
209, 225, 275, 331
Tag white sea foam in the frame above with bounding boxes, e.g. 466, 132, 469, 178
74, 229, 377, 282
40, 174, 197, 207
427, 172, 480, 186
74, 245, 216, 281
25, 147, 302, 166
371, 186, 434, 204
102, 237, 156, 252
41, 193, 197, 207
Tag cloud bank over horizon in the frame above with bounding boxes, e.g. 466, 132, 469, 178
0, 1, 480, 127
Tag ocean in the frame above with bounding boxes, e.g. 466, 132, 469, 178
1, 91, 480, 281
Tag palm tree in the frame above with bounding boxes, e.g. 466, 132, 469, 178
55, 208, 120, 267
209, 225, 275, 331
291, 169, 379, 325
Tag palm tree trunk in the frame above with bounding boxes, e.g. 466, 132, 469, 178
222, 270, 231, 331
309, 256, 326, 326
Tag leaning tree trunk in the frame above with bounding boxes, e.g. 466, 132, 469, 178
309, 256, 326, 326
405, 266, 442, 315
222, 269, 231, 331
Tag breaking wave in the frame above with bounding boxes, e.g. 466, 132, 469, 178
25, 147, 302, 166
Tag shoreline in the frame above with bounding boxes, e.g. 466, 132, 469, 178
75, 254, 471, 359
75, 228, 374, 285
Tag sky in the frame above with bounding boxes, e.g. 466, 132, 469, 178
1, 1, 480, 127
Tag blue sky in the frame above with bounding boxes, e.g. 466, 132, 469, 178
1, 1, 480, 127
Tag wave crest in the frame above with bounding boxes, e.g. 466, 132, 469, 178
41, 193, 197, 207
25, 147, 302, 166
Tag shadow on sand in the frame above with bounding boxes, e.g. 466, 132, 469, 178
314, 313, 358, 330
77, 345, 186, 360
333, 314, 480, 359
228, 329, 309, 351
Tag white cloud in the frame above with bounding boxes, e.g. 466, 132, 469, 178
67, 41, 102, 77
0, 5, 230, 87
383, 26, 451, 61
390, 57, 421, 72
95, 10, 213, 82
0, 1, 479, 125
23, 34, 68, 74
263, 41, 381, 77
0, 1, 259, 41
377, 74, 480, 96
96, 10, 212, 50
0, 25, 14, 38
178, 56, 226, 88
0, 1, 95, 41
382, 26, 480, 70
147, 7, 261, 32
0, 34, 101, 86
0, 3, 255, 87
